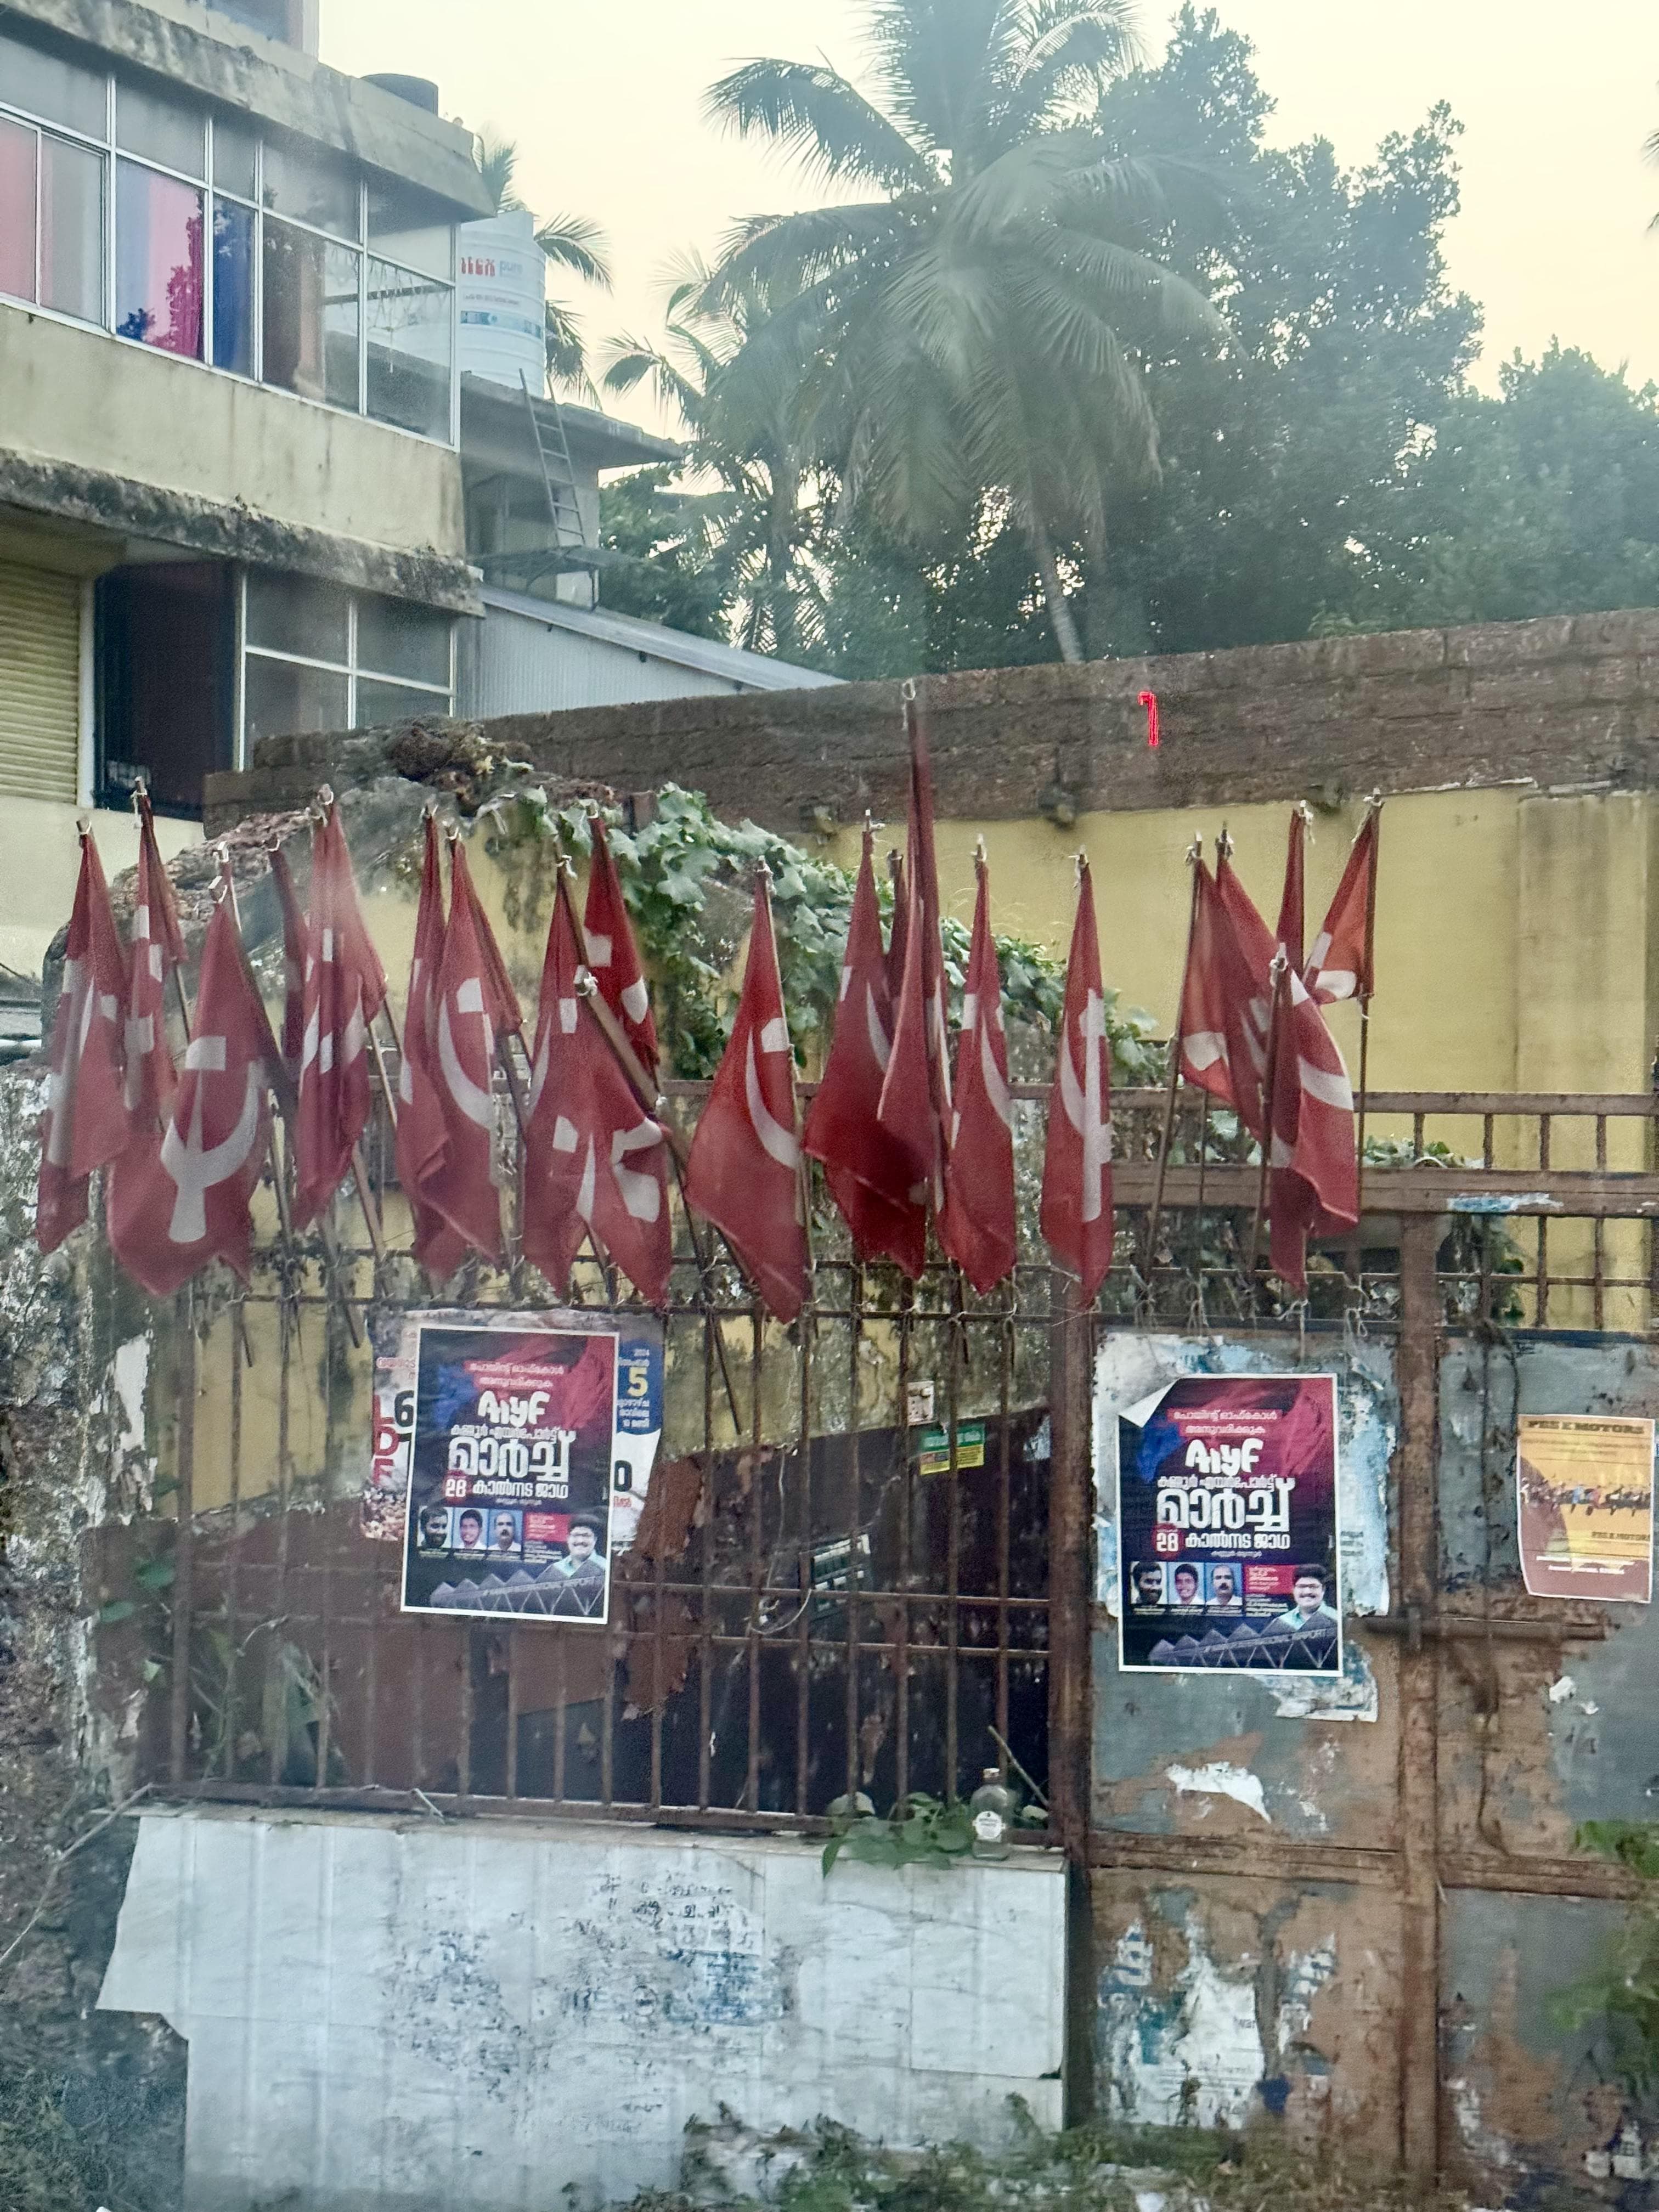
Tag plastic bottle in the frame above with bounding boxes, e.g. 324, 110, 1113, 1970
968, 1767, 1016, 1860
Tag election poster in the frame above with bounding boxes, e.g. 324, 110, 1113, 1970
1118, 1373, 1342, 1676
396, 1313, 664, 1624
365, 1306, 662, 1562
1517, 1414, 1654, 1604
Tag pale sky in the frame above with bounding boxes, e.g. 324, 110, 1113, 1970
325, 0, 1659, 435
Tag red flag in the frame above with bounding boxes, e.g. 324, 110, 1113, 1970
877, 706, 952, 1213
938, 852, 1016, 1294
121, 793, 187, 1126
37, 831, 129, 1253
394, 816, 467, 1279
292, 810, 388, 1227
1041, 861, 1115, 1302
419, 837, 506, 1262
1212, 845, 1277, 1136
523, 879, 672, 1305
1177, 860, 1269, 1139
803, 828, 926, 1276
885, 850, 909, 1001
1276, 807, 1307, 973
584, 814, 658, 1080
1305, 810, 1379, 1006
684, 876, 808, 1322
1268, 968, 1359, 1291
268, 843, 308, 1073
106, 893, 275, 1297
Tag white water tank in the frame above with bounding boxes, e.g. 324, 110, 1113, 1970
457, 209, 548, 394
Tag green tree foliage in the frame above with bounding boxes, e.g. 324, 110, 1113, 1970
1357, 346, 1659, 630
597, 465, 728, 640
605, 259, 832, 659
701, 0, 1226, 662
1085, 8, 1480, 654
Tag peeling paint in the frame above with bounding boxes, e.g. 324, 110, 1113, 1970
1102, 1916, 1266, 2128
1165, 1763, 1271, 1824
1548, 1674, 1576, 1705
113, 1335, 149, 1459
1277, 1940, 1338, 2054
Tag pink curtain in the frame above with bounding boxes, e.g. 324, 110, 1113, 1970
116, 163, 202, 357
0, 117, 37, 303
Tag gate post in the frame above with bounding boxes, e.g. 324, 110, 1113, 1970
1049, 1277, 1096, 2125
1396, 1216, 1443, 2188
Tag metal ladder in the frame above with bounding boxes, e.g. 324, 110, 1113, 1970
518, 370, 588, 550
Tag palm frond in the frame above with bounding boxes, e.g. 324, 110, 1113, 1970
477, 132, 522, 214
704, 58, 933, 189
706, 202, 912, 301
996, 0, 1139, 139
866, 0, 1009, 162
601, 337, 706, 428
545, 299, 597, 400
535, 212, 614, 291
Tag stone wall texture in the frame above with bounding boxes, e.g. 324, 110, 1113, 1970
205, 608, 1659, 837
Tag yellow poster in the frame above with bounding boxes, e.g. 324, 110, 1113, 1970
1517, 1415, 1654, 1604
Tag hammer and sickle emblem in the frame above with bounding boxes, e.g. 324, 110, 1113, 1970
159, 1036, 264, 1245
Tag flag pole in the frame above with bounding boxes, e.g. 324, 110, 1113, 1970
551, 851, 744, 1435
1144, 837, 1203, 1292
318, 789, 401, 1135
1353, 795, 1383, 1230
223, 844, 366, 1344
1248, 951, 1289, 1280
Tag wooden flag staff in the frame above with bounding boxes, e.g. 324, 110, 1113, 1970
550, 846, 745, 1434
216, 844, 365, 1346
1248, 950, 1289, 1279
1353, 794, 1383, 1229
1143, 838, 1203, 1288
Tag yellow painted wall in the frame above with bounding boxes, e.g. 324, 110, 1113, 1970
0, 799, 200, 979
825, 786, 1540, 1096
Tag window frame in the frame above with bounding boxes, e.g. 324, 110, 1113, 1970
236, 569, 456, 764
0, 43, 460, 445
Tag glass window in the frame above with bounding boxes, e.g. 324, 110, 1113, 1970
246, 572, 349, 663
116, 81, 203, 178
357, 595, 450, 687
367, 177, 453, 282
262, 137, 358, 239
115, 161, 202, 356
261, 219, 359, 409
365, 257, 451, 440
0, 116, 36, 300
245, 656, 348, 746
212, 116, 257, 200
0, 30, 105, 137
356, 678, 449, 729
40, 136, 102, 322
211, 196, 254, 374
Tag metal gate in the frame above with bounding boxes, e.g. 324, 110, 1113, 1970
133, 1080, 1659, 2197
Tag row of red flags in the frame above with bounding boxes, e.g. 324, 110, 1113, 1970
1176, 807, 1379, 1286
36, 746, 1379, 1317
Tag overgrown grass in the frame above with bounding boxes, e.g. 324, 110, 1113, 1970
0, 2069, 115, 2212
621, 2108, 1475, 2212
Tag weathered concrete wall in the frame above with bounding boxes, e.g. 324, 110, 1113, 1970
0, 798, 200, 987
98, 1807, 1066, 2211
0, 1066, 185, 2207
0, 313, 470, 585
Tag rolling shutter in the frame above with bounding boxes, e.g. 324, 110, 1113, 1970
0, 560, 81, 804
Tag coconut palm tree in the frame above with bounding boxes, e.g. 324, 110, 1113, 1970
477, 132, 614, 398
701, 0, 1226, 661
605, 257, 830, 659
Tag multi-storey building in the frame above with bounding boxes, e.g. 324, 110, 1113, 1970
0, 0, 493, 977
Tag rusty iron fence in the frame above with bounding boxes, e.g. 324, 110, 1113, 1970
123, 1082, 1659, 2182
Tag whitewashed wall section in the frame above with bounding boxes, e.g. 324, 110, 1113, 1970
98, 1807, 1066, 2210
1092, 1331, 1396, 1724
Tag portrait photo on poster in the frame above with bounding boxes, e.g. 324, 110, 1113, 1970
1116, 1372, 1342, 1676
399, 1319, 637, 1624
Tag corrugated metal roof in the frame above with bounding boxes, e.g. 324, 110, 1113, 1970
479, 586, 843, 694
